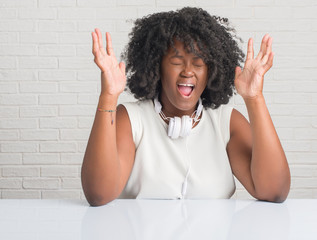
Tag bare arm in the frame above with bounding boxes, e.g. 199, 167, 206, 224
227, 35, 290, 202
81, 29, 135, 206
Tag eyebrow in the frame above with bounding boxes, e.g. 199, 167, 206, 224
169, 55, 202, 60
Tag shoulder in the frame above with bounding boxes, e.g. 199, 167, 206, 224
229, 108, 250, 138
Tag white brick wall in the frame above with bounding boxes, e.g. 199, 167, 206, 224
0, 0, 316, 200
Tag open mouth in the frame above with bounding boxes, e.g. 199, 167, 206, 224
177, 83, 195, 97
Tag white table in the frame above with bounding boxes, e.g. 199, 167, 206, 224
0, 199, 316, 240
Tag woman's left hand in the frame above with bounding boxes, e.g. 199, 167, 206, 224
234, 34, 274, 100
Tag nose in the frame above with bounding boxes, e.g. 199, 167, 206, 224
180, 63, 194, 78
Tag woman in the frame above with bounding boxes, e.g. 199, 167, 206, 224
81, 7, 290, 206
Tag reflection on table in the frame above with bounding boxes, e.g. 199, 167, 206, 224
0, 199, 316, 240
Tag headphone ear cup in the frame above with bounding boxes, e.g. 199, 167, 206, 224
180, 116, 192, 138
168, 117, 181, 139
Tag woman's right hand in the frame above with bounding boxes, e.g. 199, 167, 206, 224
92, 28, 126, 97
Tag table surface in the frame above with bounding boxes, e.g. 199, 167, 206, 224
0, 198, 316, 240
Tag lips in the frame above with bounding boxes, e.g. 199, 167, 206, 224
177, 83, 194, 97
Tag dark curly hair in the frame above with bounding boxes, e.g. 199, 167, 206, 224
121, 7, 245, 109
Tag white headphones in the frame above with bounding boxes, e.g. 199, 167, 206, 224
154, 96, 203, 139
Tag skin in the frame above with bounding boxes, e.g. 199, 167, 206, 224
81, 28, 290, 206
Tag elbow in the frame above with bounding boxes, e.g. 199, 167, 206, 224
256, 184, 290, 203
86, 194, 117, 207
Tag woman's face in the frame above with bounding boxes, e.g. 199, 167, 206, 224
160, 40, 208, 117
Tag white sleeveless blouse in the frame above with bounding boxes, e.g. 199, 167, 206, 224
119, 100, 235, 199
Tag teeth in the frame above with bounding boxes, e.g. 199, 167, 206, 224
178, 84, 194, 87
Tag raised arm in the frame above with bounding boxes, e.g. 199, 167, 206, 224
81, 29, 135, 206
227, 34, 291, 202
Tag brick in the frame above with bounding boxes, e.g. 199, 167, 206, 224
274, 69, 317, 81
0, 106, 19, 118
20, 82, 58, 93
0, 83, 17, 93
39, 94, 77, 105
289, 153, 317, 164
23, 178, 60, 189
1, 142, 38, 153
39, 70, 76, 81
60, 82, 97, 93
288, 189, 313, 199
60, 129, 90, 140
77, 20, 115, 32
78, 141, 87, 153
272, 116, 311, 128
20, 32, 58, 44
275, 57, 317, 69
40, 117, 77, 129
77, 70, 99, 81
254, 7, 292, 19
292, 81, 317, 93
58, 8, 95, 20
39, 45, 76, 57
0, 0, 36, 7
0, 118, 37, 129
0, 20, 35, 32
0, 130, 19, 140
0, 57, 16, 69
235, 0, 274, 6
0, 8, 17, 19
270, 20, 311, 32
203, 7, 253, 19
0, 179, 22, 189
76, 45, 91, 57
78, 117, 94, 129
96, 8, 137, 20
38, 20, 76, 32
0, 94, 37, 105
0, 44, 38, 57
23, 153, 59, 165
118, 0, 155, 6
276, 128, 294, 140
294, 7, 317, 19
116, 20, 135, 32
0, 70, 37, 81
0, 154, 22, 165
274, 93, 311, 104
41, 166, 78, 177
41, 190, 80, 199
59, 106, 96, 116
20, 106, 57, 117
78, 0, 116, 7
61, 178, 81, 189
0, 32, 18, 43
233, 19, 273, 32
312, 118, 317, 128
20, 130, 59, 141
291, 178, 317, 189
2, 167, 40, 177
18, 8, 56, 19
290, 165, 316, 177
267, 104, 292, 116
275, 44, 317, 57
59, 33, 90, 44
18, 57, 58, 69
40, 142, 77, 153
292, 105, 317, 117
77, 94, 99, 104
2, 190, 40, 199
59, 57, 95, 69
282, 141, 311, 152
38, 0, 76, 7
61, 153, 84, 165
274, 0, 317, 6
